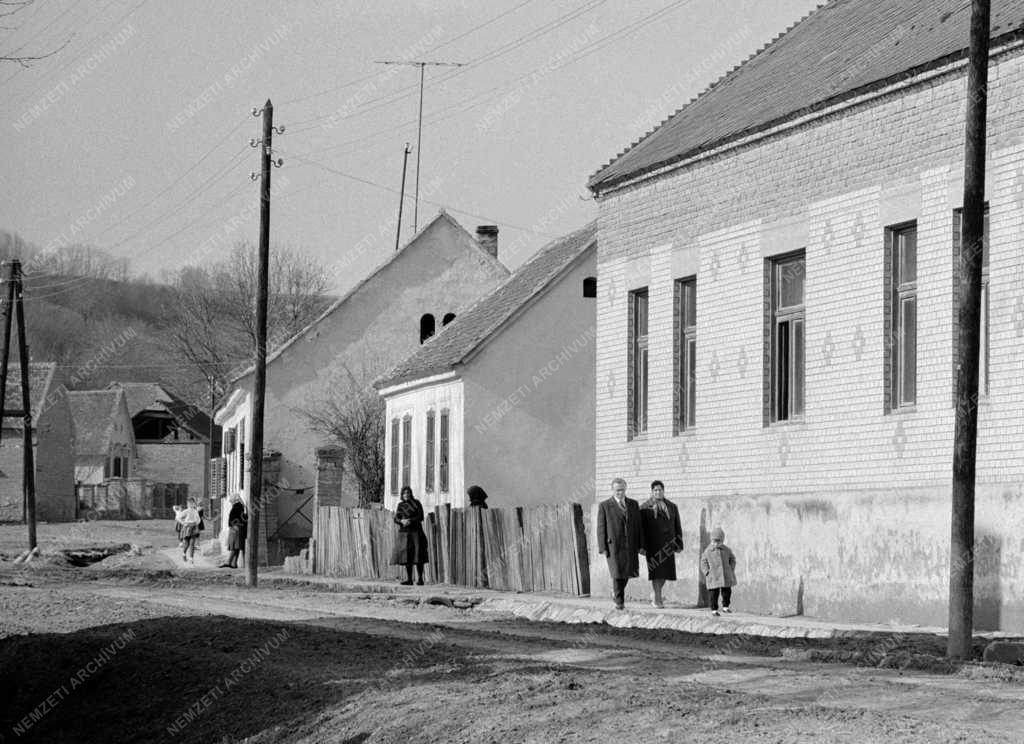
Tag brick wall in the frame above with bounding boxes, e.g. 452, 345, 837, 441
593, 48, 1024, 627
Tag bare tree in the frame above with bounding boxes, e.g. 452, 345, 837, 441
1, 0, 72, 67
298, 354, 387, 507
167, 242, 330, 397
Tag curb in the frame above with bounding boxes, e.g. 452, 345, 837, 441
476, 597, 841, 639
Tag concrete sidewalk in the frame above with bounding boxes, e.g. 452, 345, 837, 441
155, 550, 1020, 642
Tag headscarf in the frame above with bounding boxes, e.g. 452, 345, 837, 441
467, 485, 489, 508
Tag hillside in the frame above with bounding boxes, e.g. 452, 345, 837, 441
20, 273, 210, 403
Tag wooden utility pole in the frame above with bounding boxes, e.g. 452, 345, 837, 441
246, 99, 283, 588
396, 142, 412, 251
0, 263, 16, 449
0, 261, 36, 549
949, 0, 990, 660
375, 60, 465, 231
14, 263, 36, 551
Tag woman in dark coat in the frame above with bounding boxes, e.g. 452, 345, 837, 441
391, 486, 428, 585
220, 494, 247, 569
639, 480, 683, 608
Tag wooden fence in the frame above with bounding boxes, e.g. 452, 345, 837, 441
313, 503, 590, 595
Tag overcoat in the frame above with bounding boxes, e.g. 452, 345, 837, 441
227, 501, 247, 551
596, 496, 642, 580
700, 543, 737, 589
639, 499, 683, 580
391, 498, 429, 565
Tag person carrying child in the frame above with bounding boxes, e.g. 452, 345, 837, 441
700, 526, 737, 616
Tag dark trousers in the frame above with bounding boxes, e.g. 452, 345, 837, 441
612, 579, 628, 607
709, 586, 732, 610
227, 549, 241, 567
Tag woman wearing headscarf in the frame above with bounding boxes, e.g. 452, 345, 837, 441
391, 486, 429, 585
639, 480, 683, 608
467, 484, 489, 508
220, 494, 247, 569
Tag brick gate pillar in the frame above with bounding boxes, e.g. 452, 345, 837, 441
311, 446, 344, 572
256, 450, 282, 566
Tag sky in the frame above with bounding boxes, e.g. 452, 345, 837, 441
3, 0, 823, 294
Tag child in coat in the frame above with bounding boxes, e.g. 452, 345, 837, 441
700, 526, 737, 616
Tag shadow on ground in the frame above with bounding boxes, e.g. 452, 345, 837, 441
0, 614, 496, 744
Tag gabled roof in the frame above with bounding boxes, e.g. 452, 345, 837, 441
67, 389, 126, 456
231, 210, 509, 384
589, 0, 1024, 192
1, 362, 57, 418
106, 381, 214, 438
376, 221, 596, 390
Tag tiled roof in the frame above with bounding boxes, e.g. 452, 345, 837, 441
231, 210, 509, 384
107, 381, 214, 438
376, 221, 597, 389
67, 390, 125, 456
1, 362, 57, 419
589, 0, 1024, 191
109, 381, 168, 418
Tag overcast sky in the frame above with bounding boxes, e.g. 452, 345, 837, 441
3, 0, 821, 292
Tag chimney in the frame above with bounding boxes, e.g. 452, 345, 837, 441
476, 225, 498, 259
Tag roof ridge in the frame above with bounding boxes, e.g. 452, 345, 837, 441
229, 211, 509, 384
375, 220, 597, 390
587, 2, 829, 189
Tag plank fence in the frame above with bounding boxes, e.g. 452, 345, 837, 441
312, 503, 590, 595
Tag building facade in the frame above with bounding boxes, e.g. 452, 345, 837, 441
378, 223, 597, 512
67, 389, 136, 486
0, 363, 76, 522
215, 212, 509, 554
589, 0, 1024, 629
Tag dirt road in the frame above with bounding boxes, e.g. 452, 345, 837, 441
1, 565, 1021, 744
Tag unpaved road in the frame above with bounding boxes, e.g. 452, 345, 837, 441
1, 566, 1022, 744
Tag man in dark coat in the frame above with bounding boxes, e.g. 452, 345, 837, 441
597, 477, 643, 610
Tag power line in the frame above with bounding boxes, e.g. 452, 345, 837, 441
283, 0, 691, 163
277, 0, 536, 108
4, 0, 147, 108
374, 59, 465, 232
283, 150, 560, 239
287, 0, 606, 133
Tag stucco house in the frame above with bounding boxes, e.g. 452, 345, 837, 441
377, 222, 597, 512
107, 382, 217, 505
588, 0, 1024, 629
67, 389, 135, 486
215, 210, 509, 557
0, 363, 76, 522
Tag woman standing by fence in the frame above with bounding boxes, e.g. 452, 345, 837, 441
391, 486, 428, 585
220, 494, 247, 569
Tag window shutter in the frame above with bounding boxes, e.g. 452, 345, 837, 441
210, 457, 226, 499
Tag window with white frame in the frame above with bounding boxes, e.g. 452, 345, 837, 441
628, 288, 649, 438
887, 222, 917, 410
439, 409, 449, 493
768, 252, 805, 423
401, 415, 412, 489
425, 410, 435, 492
674, 278, 696, 433
390, 418, 399, 496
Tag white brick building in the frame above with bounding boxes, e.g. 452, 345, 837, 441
588, 0, 1024, 628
